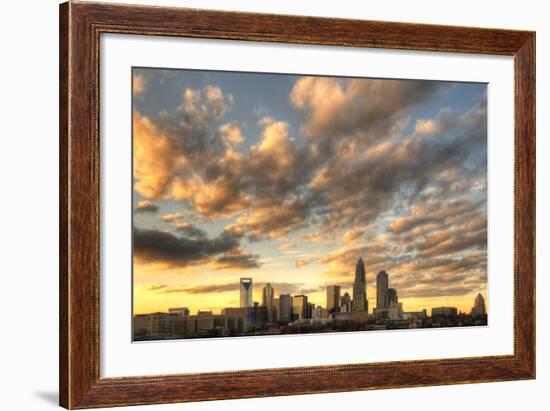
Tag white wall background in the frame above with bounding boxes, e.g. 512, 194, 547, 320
0, 0, 546, 410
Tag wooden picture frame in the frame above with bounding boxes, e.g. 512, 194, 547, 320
59, 1, 535, 408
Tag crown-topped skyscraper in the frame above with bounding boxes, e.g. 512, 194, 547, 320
470, 293, 486, 317
352, 257, 368, 312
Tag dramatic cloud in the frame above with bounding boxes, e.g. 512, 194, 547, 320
133, 111, 178, 199
218, 122, 244, 147
212, 251, 261, 269
135, 200, 159, 214
133, 85, 238, 211
318, 191, 487, 299
133, 227, 259, 270
388, 199, 483, 235
135, 94, 313, 234
229, 197, 310, 240
246, 120, 302, 192
342, 227, 366, 245
174, 222, 207, 239
305, 94, 487, 235
290, 77, 443, 141
179, 85, 233, 127
133, 72, 488, 308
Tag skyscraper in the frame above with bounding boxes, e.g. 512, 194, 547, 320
272, 298, 280, 322
262, 283, 275, 322
352, 257, 367, 312
292, 295, 308, 320
279, 294, 293, 323
307, 302, 315, 319
326, 285, 341, 313
376, 270, 389, 309
340, 292, 352, 312
387, 288, 398, 306
240, 278, 253, 308
471, 293, 486, 317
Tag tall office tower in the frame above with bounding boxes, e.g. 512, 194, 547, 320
272, 298, 280, 322
471, 293, 487, 317
340, 292, 352, 312
307, 302, 315, 319
326, 285, 341, 313
292, 295, 308, 320
279, 294, 293, 323
240, 278, 253, 308
387, 288, 398, 306
262, 283, 275, 322
376, 270, 389, 309
352, 257, 367, 312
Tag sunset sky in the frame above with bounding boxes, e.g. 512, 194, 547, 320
132, 68, 488, 316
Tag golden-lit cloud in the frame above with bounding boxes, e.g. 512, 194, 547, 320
179, 85, 233, 125
142, 283, 168, 292
135, 200, 159, 214
290, 76, 442, 140
232, 197, 308, 239
317, 193, 487, 301
133, 72, 488, 313
191, 177, 251, 219
161, 212, 184, 222
133, 111, 178, 199
218, 122, 244, 146
342, 227, 365, 245
248, 120, 297, 180
133, 73, 146, 96
295, 258, 311, 268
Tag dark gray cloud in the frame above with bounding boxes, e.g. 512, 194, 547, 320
174, 223, 208, 239
416, 228, 487, 258
214, 253, 261, 269
159, 283, 238, 294
133, 227, 260, 270
397, 283, 483, 298
389, 199, 483, 235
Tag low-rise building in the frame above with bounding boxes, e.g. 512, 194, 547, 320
133, 313, 177, 340
168, 307, 190, 316
403, 309, 427, 320
431, 306, 458, 317
373, 302, 404, 320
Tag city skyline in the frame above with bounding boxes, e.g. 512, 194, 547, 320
135, 257, 488, 317
133, 257, 487, 341
132, 68, 488, 319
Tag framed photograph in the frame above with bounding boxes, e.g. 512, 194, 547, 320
59, 1, 535, 408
